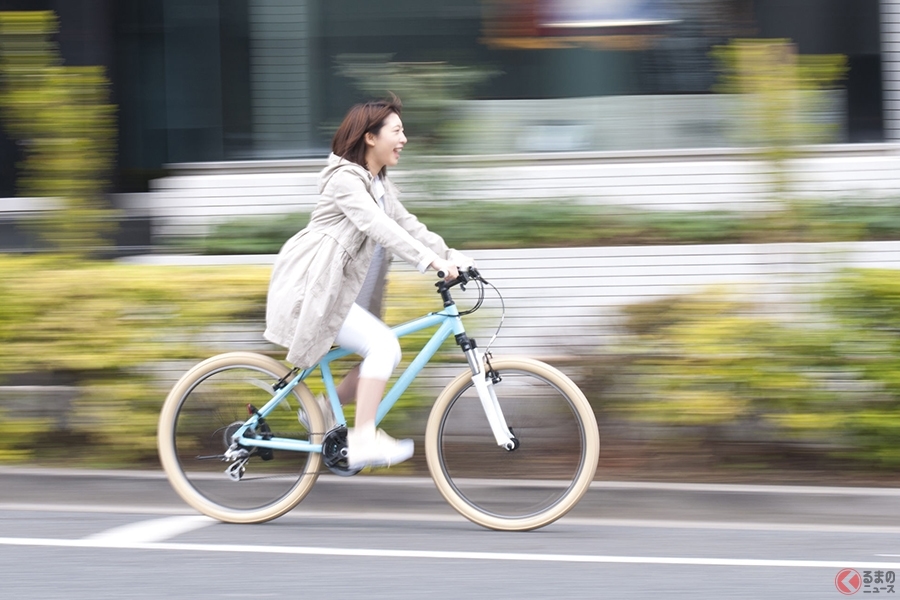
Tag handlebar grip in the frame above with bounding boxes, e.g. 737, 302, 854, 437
437, 270, 446, 279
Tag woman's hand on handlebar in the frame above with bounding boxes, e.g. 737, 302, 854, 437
430, 258, 459, 281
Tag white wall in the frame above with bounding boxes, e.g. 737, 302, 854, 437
125, 241, 900, 394
144, 144, 900, 238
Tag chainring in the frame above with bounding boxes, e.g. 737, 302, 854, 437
322, 426, 361, 477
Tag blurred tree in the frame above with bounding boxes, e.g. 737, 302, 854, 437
334, 54, 498, 203
335, 54, 497, 157
712, 39, 846, 225
0, 11, 117, 255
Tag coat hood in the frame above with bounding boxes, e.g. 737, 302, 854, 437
318, 153, 373, 194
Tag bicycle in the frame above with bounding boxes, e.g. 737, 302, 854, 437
157, 267, 600, 531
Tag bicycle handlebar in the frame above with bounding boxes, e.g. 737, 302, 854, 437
435, 266, 486, 293
435, 265, 501, 335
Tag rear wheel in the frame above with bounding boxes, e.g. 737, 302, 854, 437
425, 357, 599, 531
158, 352, 323, 523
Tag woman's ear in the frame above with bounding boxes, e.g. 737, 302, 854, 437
364, 132, 376, 148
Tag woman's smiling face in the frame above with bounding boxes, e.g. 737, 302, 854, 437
365, 112, 406, 175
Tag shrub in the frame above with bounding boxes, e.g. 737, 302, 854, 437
0, 255, 461, 465
606, 269, 900, 468
0, 254, 271, 464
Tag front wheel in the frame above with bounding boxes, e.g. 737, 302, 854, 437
158, 352, 323, 523
425, 357, 599, 531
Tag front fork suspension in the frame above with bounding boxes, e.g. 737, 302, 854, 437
460, 339, 518, 451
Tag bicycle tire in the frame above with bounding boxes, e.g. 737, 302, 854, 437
425, 357, 599, 531
158, 351, 323, 523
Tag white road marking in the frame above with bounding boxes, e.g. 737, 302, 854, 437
85, 516, 216, 543
0, 503, 193, 515
2, 503, 900, 535
0, 536, 897, 569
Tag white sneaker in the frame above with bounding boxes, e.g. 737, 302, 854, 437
297, 394, 335, 432
347, 428, 414, 470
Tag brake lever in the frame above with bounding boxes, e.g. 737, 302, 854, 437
467, 267, 487, 284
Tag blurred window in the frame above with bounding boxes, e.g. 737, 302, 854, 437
13, 0, 880, 184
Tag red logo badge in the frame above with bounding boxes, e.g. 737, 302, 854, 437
836, 569, 862, 595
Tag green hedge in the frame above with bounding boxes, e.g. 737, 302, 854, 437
600, 268, 900, 468
0, 256, 455, 465
169, 199, 900, 254
5, 254, 900, 473
0, 255, 271, 464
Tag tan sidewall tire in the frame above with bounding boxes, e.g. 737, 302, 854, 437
157, 352, 323, 523
425, 357, 599, 531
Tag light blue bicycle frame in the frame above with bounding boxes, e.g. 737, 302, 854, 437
228, 302, 492, 455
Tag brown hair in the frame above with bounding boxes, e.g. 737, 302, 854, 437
331, 94, 403, 176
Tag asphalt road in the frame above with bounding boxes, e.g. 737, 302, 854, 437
2, 467, 900, 599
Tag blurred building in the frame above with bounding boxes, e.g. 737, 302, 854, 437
0, 0, 892, 198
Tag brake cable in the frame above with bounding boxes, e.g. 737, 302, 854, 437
434, 271, 506, 355
481, 277, 506, 356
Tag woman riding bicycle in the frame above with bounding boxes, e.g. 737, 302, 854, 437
264, 95, 472, 471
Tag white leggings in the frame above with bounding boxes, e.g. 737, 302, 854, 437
334, 303, 402, 381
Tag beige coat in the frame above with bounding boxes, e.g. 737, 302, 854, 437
264, 154, 467, 368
